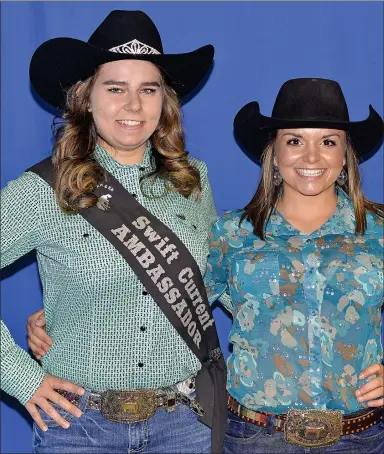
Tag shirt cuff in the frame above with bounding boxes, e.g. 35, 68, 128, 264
1, 343, 45, 405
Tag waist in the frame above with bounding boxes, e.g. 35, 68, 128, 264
57, 376, 202, 423
227, 392, 384, 437
226, 363, 377, 414
43, 352, 201, 392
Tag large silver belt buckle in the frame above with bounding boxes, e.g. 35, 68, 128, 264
100, 390, 157, 423
284, 409, 343, 448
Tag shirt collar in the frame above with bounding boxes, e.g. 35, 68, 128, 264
266, 189, 357, 238
93, 141, 154, 173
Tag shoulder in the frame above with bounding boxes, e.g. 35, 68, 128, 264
1, 170, 55, 221
213, 209, 247, 234
2, 169, 51, 195
366, 211, 384, 239
187, 155, 208, 178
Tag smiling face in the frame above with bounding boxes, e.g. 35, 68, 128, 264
89, 59, 164, 162
273, 128, 347, 197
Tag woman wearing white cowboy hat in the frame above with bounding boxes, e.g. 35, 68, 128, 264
1, 10, 227, 454
205, 77, 384, 453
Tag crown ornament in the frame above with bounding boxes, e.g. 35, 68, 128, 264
109, 39, 161, 55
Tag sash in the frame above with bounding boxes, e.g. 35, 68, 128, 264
28, 158, 227, 453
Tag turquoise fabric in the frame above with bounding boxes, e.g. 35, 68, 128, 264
205, 190, 383, 413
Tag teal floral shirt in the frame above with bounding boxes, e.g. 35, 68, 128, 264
205, 191, 383, 414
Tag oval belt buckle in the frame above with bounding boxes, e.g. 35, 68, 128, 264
284, 409, 343, 448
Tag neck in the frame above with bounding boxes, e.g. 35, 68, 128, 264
277, 184, 338, 221
98, 139, 147, 165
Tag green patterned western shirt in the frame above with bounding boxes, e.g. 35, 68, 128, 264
1, 144, 218, 405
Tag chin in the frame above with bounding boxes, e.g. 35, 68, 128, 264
117, 140, 147, 151
295, 187, 325, 197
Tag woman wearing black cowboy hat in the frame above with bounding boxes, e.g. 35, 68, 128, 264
204, 78, 384, 453
1, 10, 227, 453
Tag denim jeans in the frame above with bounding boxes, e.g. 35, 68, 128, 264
32, 389, 211, 453
224, 412, 384, 454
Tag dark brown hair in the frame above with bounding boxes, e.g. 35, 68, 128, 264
241, 131, 384, 239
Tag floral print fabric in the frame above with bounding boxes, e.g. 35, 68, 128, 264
205, 190, 383, 414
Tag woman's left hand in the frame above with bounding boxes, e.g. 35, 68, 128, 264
355, 363, 384, 407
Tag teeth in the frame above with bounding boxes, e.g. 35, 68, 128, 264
118, 120, 142, 126
296, 169, 325, 177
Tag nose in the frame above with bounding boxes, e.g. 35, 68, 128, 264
303, 142, 321, 163
123, 92, 142, 113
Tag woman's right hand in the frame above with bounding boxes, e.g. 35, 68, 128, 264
27, 309, 52, 359
25, 375, 84, 431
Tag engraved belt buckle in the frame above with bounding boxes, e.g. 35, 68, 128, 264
284, 409, 343, 448
100, 390, 157, 423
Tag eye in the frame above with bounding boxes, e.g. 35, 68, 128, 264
141, 88, 157, 95
286, 138, 301, 146
107, 87, 122, 93
323, 139, 337, 147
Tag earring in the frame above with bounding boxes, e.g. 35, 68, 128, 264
273, 166, 283, 186
337, 168, 348, 186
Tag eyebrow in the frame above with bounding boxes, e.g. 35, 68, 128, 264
102, 80, 161, 87
282, 132, 341, 139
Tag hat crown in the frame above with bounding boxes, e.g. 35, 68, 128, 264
88, 10, 163, 54
272, 78, 350, 122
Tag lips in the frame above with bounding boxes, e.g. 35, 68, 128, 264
295, 168, 326, 177
117, 120, 143, 126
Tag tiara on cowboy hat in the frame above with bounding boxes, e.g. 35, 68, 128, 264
29, 10, 214, 109
234, 78, 384, 163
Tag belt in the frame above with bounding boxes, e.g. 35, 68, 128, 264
57, 380, 204, 424
227, 393, 384, 448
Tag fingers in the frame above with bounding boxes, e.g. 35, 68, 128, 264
48, 376, 85, 396
50, 393, 83, 418
26, 402, 48, 432
26, 309, 52, 360
38, 399, 71, 429
35, 313, 47, 328
357, 386, 383, 403
25, 375, 85, 430
367, 397, 384, 407
356, 375, 384, 405
357, 376, 383, 396
359, 363, 384, 380
27, 320, 53, 347
27, 325, 51, 359
27, 309, 45, 327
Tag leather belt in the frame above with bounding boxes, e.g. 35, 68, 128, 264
227, 393, 384, 447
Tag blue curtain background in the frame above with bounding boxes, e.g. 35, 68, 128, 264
1, 2, 383, 453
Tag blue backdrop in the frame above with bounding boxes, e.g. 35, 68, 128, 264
1, 2, 383, 453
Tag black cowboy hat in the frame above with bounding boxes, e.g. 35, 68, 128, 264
234, 78, 384, 163
29, 10, 214, 109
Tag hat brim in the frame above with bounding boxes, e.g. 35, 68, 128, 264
29, 37, 214, 109
234, 102, 384, 163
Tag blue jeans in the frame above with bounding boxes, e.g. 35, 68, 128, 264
224, 412, 384, 454
32, 390, 211, 453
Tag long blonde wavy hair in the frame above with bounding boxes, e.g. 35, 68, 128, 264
241, 131, 384, 239
52, 67, 201, 213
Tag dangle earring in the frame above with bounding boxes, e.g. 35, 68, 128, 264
337, 168, 348, 186
273, 166, 283, 186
